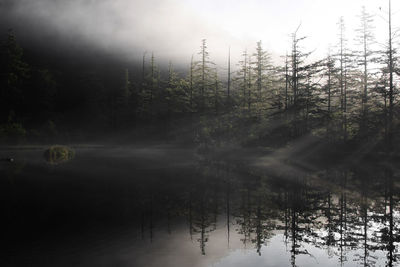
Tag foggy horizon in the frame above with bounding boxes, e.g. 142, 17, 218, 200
2, 0, 399, 69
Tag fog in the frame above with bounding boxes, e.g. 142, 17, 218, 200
1, 0, 399, 67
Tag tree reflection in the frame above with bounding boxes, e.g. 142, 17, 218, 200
116, 158, 400, 263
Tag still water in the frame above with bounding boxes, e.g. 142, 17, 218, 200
1, 146, 399, 266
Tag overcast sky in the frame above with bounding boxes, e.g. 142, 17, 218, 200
1, 0, 399, 68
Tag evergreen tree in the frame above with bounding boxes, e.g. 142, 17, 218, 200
141, 52, 160, 118
236, 49, 250, 111
251, 41, 273, 118
226, 47, 232, 109
354, 6, 375, 137
165, 61, 189, 114
322, 51, 339, 139
0, 30, 29, 123
193, 39, 215, 113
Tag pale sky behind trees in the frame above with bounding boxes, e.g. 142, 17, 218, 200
1, 0, 399, 67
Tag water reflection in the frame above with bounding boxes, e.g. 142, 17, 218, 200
1, 148, 400, 266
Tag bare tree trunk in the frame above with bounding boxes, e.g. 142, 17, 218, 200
388, 0, 394, 150
285, 54, 289, 110
190, 55, 194, 110
227, 46, 231, 109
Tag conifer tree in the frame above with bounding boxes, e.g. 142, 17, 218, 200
227, 47, 232, 109
354, 6, 375, 135
193, 39, 215, 113
236, 50, 249, 110
189, 55, 194, 111
0, 30, 29, 122
251, 41, 273, 118
166, 61, 189, 114
144, 52, 159, 117
336, 17, 351, 140
387, 0, 395, 148
213, 69, 222, 115
322, 51, 339, 139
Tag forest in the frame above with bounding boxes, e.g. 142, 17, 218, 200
1, 5, 399, 158
3, 2, 400, 266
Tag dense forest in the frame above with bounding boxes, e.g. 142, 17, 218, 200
1, 5, 399, 156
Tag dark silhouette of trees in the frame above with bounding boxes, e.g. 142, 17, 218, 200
193, 39, 215, 113
354, 6, 375, 139
1, 1, 399, 153
0, 30, 29, 123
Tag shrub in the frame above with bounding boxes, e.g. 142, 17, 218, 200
0, 122, 26, 144
43, 145, 75, 164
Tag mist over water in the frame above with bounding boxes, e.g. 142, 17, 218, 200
1, 1, 400, 266
1, 146, 399, 267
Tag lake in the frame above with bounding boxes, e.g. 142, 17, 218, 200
1, 145, 398, 266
